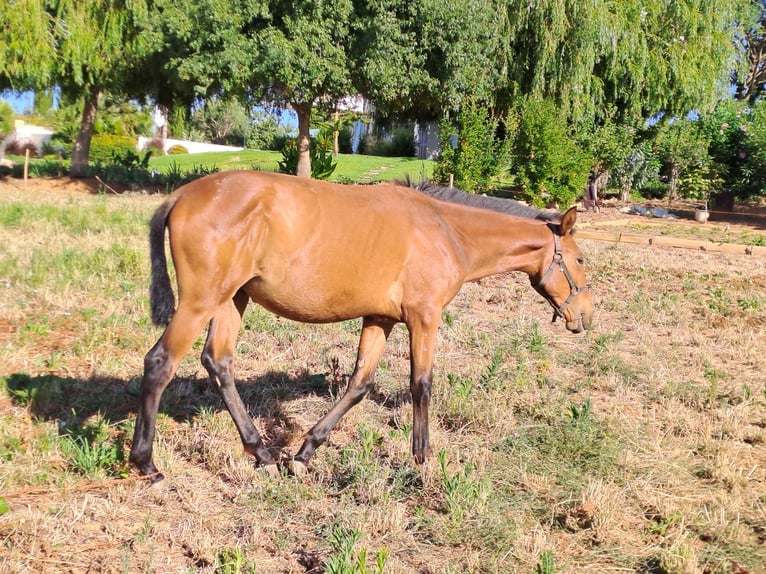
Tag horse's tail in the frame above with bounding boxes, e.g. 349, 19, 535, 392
149, 197, 178, 326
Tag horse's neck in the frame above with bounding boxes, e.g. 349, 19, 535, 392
451, 210, 552, 282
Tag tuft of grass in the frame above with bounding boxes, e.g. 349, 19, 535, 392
324, 525, 389, 574
437, 449, 491, 526
59, 414, 128, 479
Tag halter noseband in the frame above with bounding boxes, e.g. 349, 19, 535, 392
533, 226, 590, 322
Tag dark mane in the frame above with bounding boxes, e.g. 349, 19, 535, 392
402, 180, 560, 222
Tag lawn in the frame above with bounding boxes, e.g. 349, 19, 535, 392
148, 150, 434, 184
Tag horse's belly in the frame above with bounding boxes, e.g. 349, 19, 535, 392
242, 278, 401, 324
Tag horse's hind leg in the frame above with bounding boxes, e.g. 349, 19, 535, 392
201, 291, 277, 472
291, 316, 394, 474
130, 308, 209, 482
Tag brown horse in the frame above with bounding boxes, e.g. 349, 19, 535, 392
129, 171, 593, 481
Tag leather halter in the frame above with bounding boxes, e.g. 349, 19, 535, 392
533, 225, 590, 322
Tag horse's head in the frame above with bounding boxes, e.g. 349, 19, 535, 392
531, 207, 593, 333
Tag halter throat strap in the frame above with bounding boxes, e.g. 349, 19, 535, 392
533, 225, 590, 322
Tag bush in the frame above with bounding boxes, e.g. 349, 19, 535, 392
0, 100, 14, 141
144, 138, 166, 156
89, 134, 136, 165
3, 140, 39, 157
434, 101, 510, 193
167, 145, 188, 155
278, 132, 337, 180
362, 127, 416, 157
511, 97, 588, 208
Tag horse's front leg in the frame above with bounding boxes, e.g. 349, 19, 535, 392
201, 292, 278, 474
407, 311, 441, 464
290, 316, 394, 475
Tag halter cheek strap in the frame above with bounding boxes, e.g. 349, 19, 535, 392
533, 229, 590, 322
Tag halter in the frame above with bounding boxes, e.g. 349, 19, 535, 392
533, 226, 590, 322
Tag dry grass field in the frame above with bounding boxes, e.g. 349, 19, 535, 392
0, 178, 765, 574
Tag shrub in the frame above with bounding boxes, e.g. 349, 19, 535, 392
144, 137, 166, 156
167, 144, 188, 155
89, 134, 136, 165
3, 140, 39, 157
0, 100, 14, 141
278, 131, 337, 180
511, 97, 589, 208
363, 127, 416, 157
434, 101, 510, 193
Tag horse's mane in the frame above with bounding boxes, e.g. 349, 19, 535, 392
401, 179, 560, 222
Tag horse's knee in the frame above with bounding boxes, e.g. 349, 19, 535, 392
143, 343, 173, 389
411, 374, 432, 406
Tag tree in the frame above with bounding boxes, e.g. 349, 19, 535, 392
500, 0, 751, 123
734, 0, 766, 103
511, 96, 589, 207
652, 117, 710, 206
0, 0, 154, 177
700, 98, 766, 206
250, 1, 354, 177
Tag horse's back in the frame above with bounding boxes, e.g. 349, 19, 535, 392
163, 171, 464, 323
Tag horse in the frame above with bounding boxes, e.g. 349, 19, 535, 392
129, 170, 593, 481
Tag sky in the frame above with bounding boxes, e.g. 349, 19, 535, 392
0, 91, 35, 114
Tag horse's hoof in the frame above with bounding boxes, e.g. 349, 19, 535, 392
259, 463, 280, 477
144, 471, 165, 485
286, 459, 308, 479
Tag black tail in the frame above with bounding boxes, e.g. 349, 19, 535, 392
149, 198, 178, 326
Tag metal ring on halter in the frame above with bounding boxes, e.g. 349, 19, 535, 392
533, 227, 590, 322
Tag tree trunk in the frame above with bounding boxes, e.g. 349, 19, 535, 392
155, 105, 168, 142
70, 86, 100, 178
295, 103, 312, 178
667, 162, 680, 207
333, 108, 340, 157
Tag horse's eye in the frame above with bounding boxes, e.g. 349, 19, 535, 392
576, 257, 585, 265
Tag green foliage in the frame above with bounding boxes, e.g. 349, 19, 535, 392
59, 416, 127, 479
512, 97, 588, 207
216, 546, 257, 574
246, 110, 292, 151
535, 550, 556, 574
651, 117, 710, 203
191, 96, 250, 146
434, 101, 510, 193
699, 98, 766, 202
0, 100, 14, 138
361, 127, 416, 158
437, 450, 491, 525
324, 525, 388, 574
279, 133, 337, 180
167, 145, 188, 155
89, 134, 138, 165
4, 373, 64, 417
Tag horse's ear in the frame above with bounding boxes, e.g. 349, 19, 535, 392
559, 206, 577, 235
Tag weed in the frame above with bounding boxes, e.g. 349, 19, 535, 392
526, 322, 546, 354
447, 372, 474, 399
478, 348, 505, 391
59, 415, 128, 479
216, 546, 257, 574
703, 360, 726, 408
442, 309, 455, 327
535, 550, 556, 574
0, 436, 24, 461
437, 449, 491, 525
324, 525, 388, 574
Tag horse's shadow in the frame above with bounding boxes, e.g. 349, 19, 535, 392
3, 369, 407, 457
